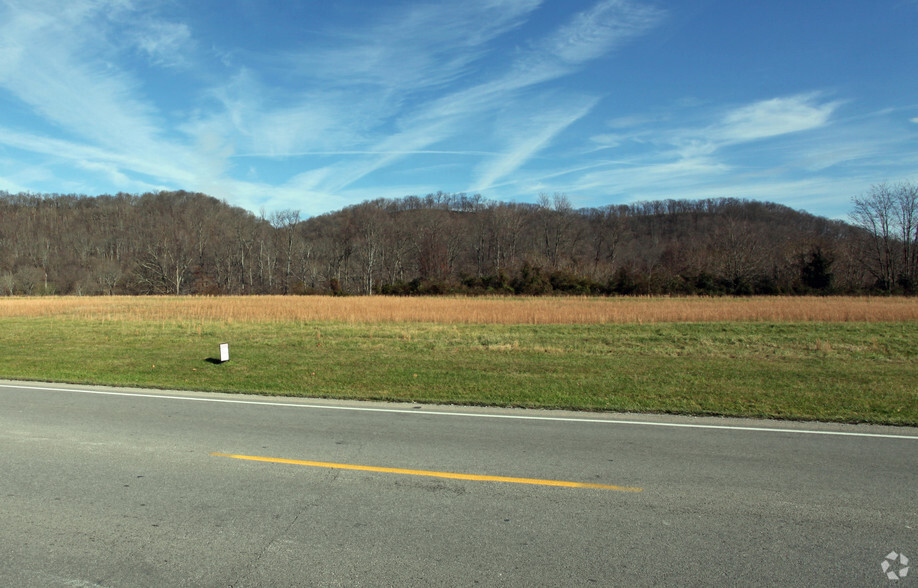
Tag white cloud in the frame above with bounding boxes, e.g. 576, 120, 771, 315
545, 0, 666, 64
512, 93, 918, 219
605, 114, 662, 129
0, 1, 168, 154
474, 98, 599, 190
589, 133, 625, 150
203, 70, 385, 158
599, 94, 843, 173
384, 0, 667, 194
0, 163, 34, 193
286, 0, 543, 94
0, 126, 198, 187
0, 0, 248, 200
225, 0, 666, 198
0, 0, 669, 213
192, 1, 545, 166
76, 160, 133, 187
320, 118, 461, 194
133, 21, 193, 68
714, 94, 839, 143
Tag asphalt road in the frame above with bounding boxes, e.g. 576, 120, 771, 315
1, 380, 916, 587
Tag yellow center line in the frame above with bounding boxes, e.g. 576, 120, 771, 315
211, 452, 642, 492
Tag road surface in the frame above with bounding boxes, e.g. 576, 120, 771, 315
1, 380, 916, 586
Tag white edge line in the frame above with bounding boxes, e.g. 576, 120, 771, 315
2, 383, 918, 441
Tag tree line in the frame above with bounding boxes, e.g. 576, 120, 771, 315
0, 184, 915, 296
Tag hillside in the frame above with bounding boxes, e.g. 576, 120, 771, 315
0, 189, 890, 296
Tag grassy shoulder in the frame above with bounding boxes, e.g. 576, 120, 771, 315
1, 317, 915, 425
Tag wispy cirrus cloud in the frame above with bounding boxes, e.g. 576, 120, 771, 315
0, 0, 216, 192
544, 0, 665, 64
0, 0, 252, 201
712, 94, 840, 144
0, 0, 668, 215
453, 0, 665, 192
133, 20, 194, 68
0, 0, 914, 222
233, 0, 667, 205
491, 0, 666, 93
472, 97, 599, 191
526, 94, 916, 217
343, 0, 667, 196
0, 126, 196, 188
639, 93, 842, 174
192, 0, 553, 192
0, 1, 160, 151
286, 0, 544, 93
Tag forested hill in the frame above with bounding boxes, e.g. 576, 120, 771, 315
0, 189, 896, 296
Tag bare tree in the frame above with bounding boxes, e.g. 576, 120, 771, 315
96, 259, 122, 295
269, 209, 301, 294
15, 266, 45, 295
0, 188, 906, 297
351, 203, 386, 295
894, 181, 918, 287
133, 192, 200, 294
0, 273, 15, 295
850, 181, 918, 291
486, 203, 525, 275
536, 193, 574, 270
706, 218, 764, 293
588, 205, 627, 280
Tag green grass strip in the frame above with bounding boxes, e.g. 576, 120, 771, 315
1, 318, 915, 425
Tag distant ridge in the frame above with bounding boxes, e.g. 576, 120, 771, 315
0, 189, 904, 295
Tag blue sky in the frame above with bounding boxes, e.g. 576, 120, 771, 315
0, 0, 916, 219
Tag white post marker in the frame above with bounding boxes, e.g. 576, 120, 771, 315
219, 343, 230, 363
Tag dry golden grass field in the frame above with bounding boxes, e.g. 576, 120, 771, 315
1, 295, 916, 324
